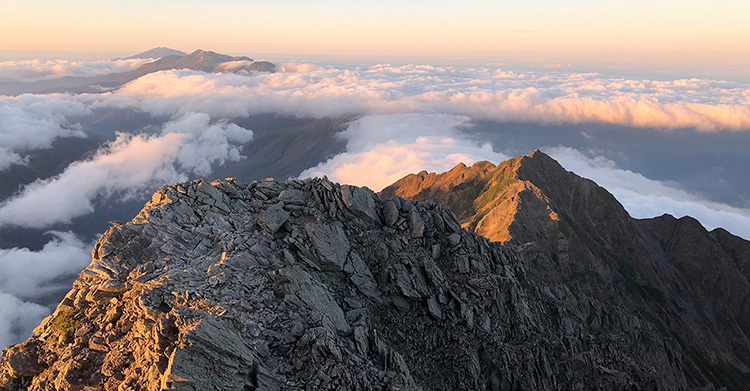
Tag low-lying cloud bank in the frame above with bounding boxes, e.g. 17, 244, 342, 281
3, 62, 749, 172
3, 62, 749, 234
3, 60, 750, 351
300, 114, 508, 191
2, 61, 748, 225
0, 231, 91, 349
0, 293, 48, 351
301, 123, 750, 239
0, 95, 89, 170
0, 58, 154, 82
0, 112, 253, 228
100, 64, 747, 237
90, 64, 750, 131
546, 147, 750, 239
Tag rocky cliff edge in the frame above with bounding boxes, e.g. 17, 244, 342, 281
1, 176, 685, 390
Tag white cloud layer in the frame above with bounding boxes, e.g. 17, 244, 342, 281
301, 114, 508, 191
546, 147, 750, 239
0, 58, 154, 82
0, 112, 253, 228
2, 62, 748, 234
4, 62, 749, 172
0, 292, 48, 350
302, 128, 750, 239
4, 62, 747, 234
3, 60, 750, 351
0, 231, 90, 302
85, 64, 750, 131
0, 94, 89, 170
0, 231, 91, 349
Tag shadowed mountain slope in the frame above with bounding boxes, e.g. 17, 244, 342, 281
1, 176, 685, 390
381, 150, 750, 389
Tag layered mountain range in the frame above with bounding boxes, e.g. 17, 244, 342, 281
1, 151, 748, 390
0, 49, 276, 95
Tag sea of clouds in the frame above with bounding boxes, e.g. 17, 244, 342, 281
0, 58, 154, 82
0, 112, 252, 227
1, 59, 750, 348
0, 232, 91, 348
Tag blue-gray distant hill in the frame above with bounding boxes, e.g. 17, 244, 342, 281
0, 49, 277, 95
113, 47, 187, 60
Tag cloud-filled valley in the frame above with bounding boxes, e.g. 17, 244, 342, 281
300, 114, 508, 191
546, 147, 750, 238
0, 112, 252, 228
0, 231, 91, 349
1, 57, 750, 348
90, 64, 750, 131
0, 95, 89, 170
0, 58, 155, 83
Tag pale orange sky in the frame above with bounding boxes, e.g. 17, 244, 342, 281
1, 0, 748, 68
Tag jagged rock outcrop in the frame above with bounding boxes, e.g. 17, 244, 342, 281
1, 175, 685, 390
382, 150, 750, 390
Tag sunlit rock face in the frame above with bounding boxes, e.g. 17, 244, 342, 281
0, 172, 685, 390
383, 150, 750, 390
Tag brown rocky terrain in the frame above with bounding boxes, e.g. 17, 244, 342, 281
1, 174, 686, 390
382, 150, 750, 389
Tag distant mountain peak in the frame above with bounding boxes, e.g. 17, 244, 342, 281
7, 49, 276, 95
127, 49, 275, 75
115, 47, 187, 61
382, 151, 750, 388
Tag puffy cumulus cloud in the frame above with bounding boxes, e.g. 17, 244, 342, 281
214, 60, 256, 72
0, 292, 48, 350
0, 231, 91, 349
160, 111, 254, 175
85, 64, 750, 132
0, 231, 90, 302
300, 114, 509, 191
0, 112, 253, 228
91, 69, 407, 119
216, 61, 324, 75
0, 94, 89, 170
547, 147, 750, 239
277, 63, 326, 73
0, 58, 154, 82
298, 115, 750, 238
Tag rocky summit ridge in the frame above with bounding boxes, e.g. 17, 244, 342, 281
1, 172, 687, 390
382, 150, 750, 390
